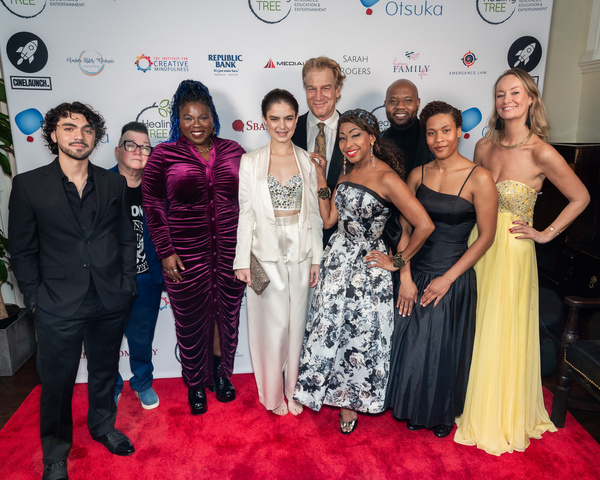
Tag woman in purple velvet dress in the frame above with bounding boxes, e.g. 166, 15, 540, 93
142, 80, 246, 415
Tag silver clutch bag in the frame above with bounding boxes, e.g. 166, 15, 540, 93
249, 253, 270, 295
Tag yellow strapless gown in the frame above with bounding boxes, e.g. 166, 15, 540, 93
454, 180, 557, 455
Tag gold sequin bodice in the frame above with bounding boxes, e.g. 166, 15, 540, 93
497, 180, 538, 225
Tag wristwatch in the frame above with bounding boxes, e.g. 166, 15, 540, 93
393, 251, 406, 269
318, 187, 332, 200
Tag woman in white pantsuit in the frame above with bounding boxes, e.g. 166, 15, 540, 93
234, 89, 323, 416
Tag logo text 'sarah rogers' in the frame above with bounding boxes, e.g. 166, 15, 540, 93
385, 1, 443, 16
208, 55, 243, 68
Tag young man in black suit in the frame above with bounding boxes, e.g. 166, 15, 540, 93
8, 102, 137, 480
292, 56, 345, 247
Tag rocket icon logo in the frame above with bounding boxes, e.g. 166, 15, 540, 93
6, 32, 48, 73
507, 36, 542, 73
16, 40, 38, 66
514, 43, 536, 67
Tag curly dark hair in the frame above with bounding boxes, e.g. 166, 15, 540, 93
42, 102, 106, 155
419, 100, 462, 129
168, 79, 220, 142
261, 88, 299, 117
338, 109, 406, 180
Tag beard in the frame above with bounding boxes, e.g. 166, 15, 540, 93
58, 141, 94, 161
388, 114, 418, 130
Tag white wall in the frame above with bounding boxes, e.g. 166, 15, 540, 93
577, 70, 600, 142
544, 0, 600, 143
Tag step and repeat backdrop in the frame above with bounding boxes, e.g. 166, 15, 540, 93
0, 0, 554, 383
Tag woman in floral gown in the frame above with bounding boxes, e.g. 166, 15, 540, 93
294, 109, 434, 434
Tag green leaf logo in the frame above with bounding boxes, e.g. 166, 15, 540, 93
158, 99, 171, 118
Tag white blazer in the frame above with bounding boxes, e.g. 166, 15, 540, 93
233, 142, 323, 269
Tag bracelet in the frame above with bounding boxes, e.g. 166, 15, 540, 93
318, 187, 332, 200
548, 224, 558, 234
392, 251, 406, 269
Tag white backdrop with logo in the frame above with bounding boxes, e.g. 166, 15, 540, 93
0, 0, 554, 383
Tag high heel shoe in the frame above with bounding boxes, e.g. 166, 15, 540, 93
188, 388, 207, 415
209, 376, 235, 403
209, 355, 235, 403
433, 424, 452, 438
339, 412, 358, 435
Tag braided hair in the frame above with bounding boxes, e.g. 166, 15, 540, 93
168, 79, 220, 142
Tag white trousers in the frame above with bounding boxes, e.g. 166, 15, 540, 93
246, 214, 312, 411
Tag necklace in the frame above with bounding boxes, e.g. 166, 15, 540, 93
498, 130, 532, 149
77, 177, 88, 198
196, 137, 213, 154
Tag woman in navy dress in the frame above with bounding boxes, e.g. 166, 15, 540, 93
385, 101, 497, 437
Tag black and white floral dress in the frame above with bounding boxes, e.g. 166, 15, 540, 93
294, 182, 394, 413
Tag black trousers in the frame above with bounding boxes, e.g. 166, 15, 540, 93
34, 284, 130, 464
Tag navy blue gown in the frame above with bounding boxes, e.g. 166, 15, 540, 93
385, 167, 477, 428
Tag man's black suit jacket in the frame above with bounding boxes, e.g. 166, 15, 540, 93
292, 112, 344, 247
8, 158, 137, 317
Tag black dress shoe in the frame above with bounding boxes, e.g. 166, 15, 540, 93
188, 388, 208, 415
433, 424, 453, 438
92, 429, 135, 456
209, 376, 236, 403
42, 461, 68, 480
406, 422, 425, 431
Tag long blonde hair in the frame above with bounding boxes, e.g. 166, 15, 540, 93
485, 68, 550, 143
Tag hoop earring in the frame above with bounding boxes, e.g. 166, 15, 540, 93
495, 117, 502, 130
525, 105, 532, 128
371, 142, 375, 169
343, 157, 347, 175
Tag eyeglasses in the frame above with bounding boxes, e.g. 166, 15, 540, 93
120, 140, 153, 156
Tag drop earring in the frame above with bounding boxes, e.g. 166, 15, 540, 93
525, 105, 532, 128
495, 117, 502, 130
371, 142, 375, 168
343, 157, 347, 175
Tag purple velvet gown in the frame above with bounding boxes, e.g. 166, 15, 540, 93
142, 135, 246, 389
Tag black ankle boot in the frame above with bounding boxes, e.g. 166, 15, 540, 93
208, 355, 235, 403
188, 388, 207, 415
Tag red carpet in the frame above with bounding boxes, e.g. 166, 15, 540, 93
1, 374, 598, 480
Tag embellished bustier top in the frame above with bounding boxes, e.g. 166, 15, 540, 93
497, 180, 538, 225
268, 173, 303, 210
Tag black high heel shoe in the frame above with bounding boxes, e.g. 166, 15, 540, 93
433, 424, 453, 438
209, 355, 235, 403
188, 388, 207, 415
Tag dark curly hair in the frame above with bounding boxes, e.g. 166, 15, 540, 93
168, 79, 220, 142
338, 109, 406, 180
261, 88, 299, 117
42, 102, 106, 155
419, 100, 462, 130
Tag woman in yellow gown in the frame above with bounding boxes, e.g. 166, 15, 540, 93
454, 68, 590, 455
